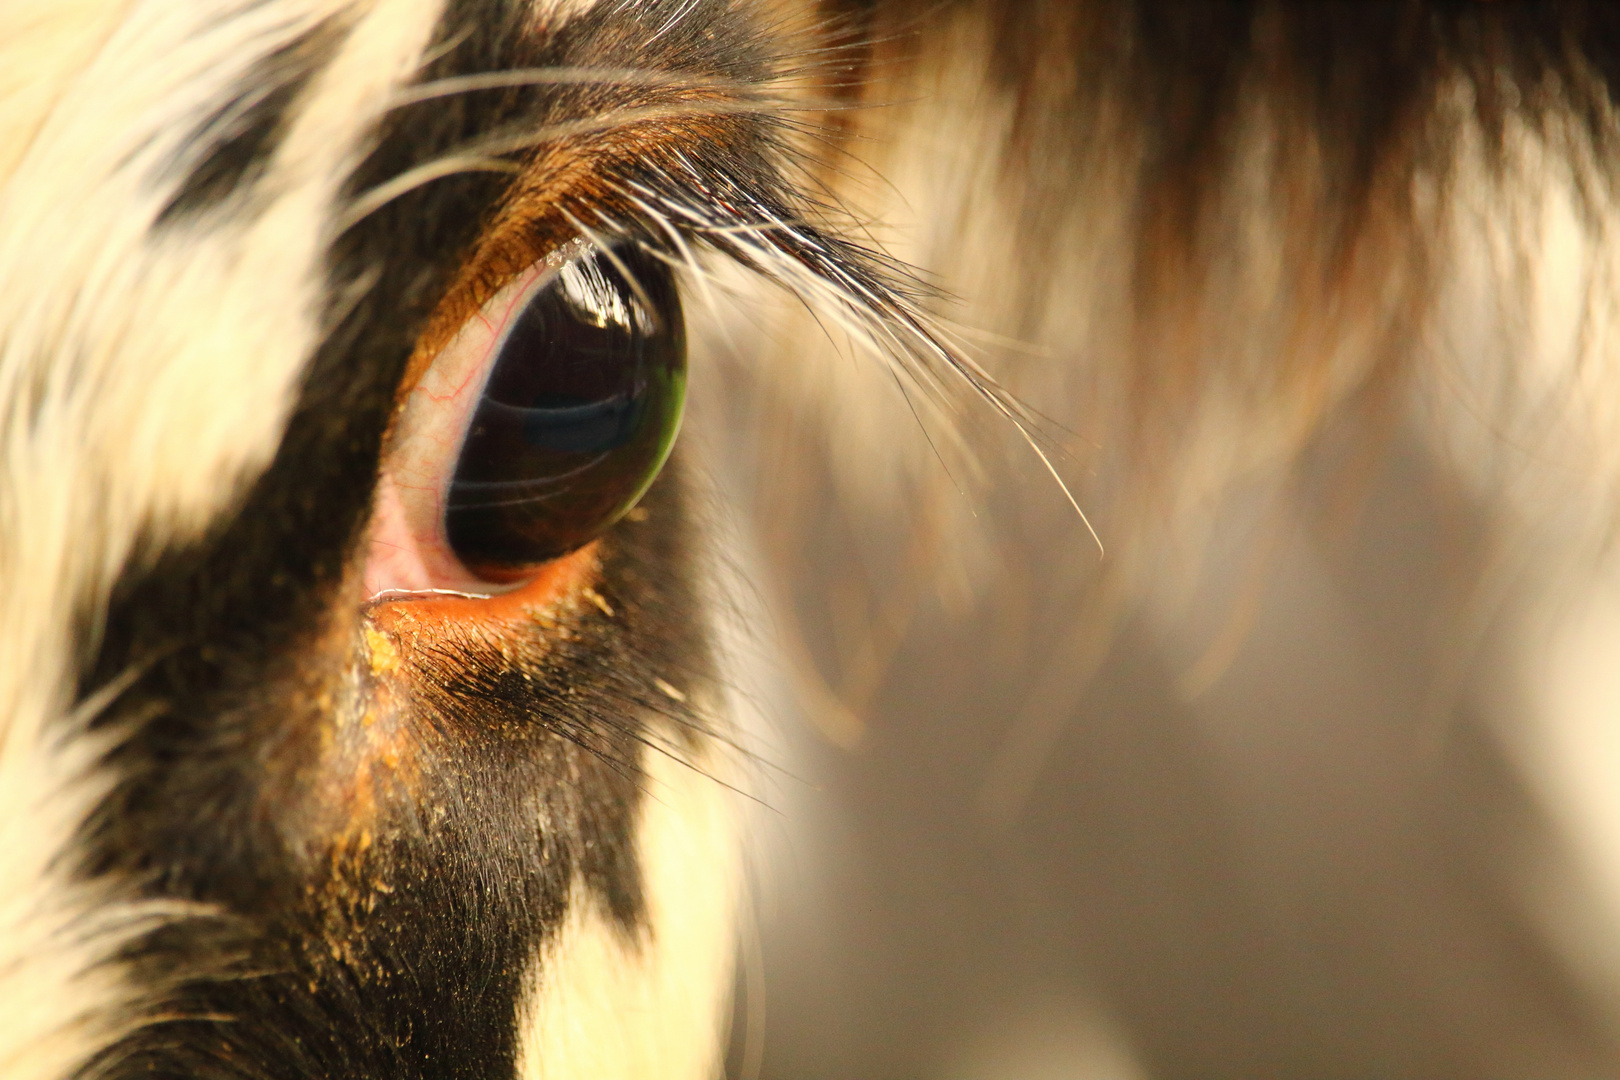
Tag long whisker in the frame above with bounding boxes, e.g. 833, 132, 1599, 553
384, 66, 774, 111
337, 158, 521, 233
340, 100, 787, 231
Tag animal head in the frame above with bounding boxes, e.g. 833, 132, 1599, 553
0, 2, 960, 1077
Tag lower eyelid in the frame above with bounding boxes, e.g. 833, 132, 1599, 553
362, 542, 601, 635
364, 472, 442, 597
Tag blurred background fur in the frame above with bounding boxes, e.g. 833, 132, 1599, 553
695, 2, 1620, 1076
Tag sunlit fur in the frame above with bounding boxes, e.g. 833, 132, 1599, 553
731, 2, 1620, 596
712, 3, 1620, 740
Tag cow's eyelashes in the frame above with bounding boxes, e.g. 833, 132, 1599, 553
445, 244, 685, 580
364, 241, 685, 599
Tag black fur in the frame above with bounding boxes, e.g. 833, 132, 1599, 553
156, 18, 350, 225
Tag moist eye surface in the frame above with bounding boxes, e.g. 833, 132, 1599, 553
445, 243, 685, 577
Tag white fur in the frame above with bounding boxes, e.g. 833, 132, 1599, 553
516, 726, 741, 1080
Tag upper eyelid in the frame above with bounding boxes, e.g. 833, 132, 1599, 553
484, 239, 591, 332
394, 227, 658, 408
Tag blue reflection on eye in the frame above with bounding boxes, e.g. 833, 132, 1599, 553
468, 396, 643, 456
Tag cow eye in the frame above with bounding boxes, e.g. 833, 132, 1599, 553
446, 245, 685, 581
365, 242, 685, 597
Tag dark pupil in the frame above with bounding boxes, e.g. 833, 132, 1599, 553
445, 244, 685, 576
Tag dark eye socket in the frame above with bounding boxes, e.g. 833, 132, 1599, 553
444, 244, 685, 580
